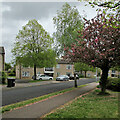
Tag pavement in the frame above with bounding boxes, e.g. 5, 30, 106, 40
2, 82, 98, 119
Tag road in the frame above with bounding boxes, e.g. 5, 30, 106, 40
2, 78, 97, 106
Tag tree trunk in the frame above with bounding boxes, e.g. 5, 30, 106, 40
84, 71, 87, 78
80, 70, 82, 75
19, 63, 22, 79
99, 67, 109, 94
34, 64, 37, 80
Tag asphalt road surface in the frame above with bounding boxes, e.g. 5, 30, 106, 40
2, 78, 97, 106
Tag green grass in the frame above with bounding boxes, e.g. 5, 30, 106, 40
1, 84, 87, 113
45, 89, 119, 119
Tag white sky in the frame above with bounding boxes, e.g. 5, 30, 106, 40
0, 0, 98, 63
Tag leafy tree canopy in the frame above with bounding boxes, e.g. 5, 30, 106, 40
5, 63, 12, 71
12, 19, 56, 67
53, 3, 83, 56
64, 10, 120, 93
74, 62, 95, 72
12, 19, 56, 80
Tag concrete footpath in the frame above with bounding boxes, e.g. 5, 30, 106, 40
2, 82, 98, 119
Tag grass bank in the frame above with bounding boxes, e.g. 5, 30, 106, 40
45, 89, 119, 119
1, 84, 87, 113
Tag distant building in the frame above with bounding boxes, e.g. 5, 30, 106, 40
108, 70, 120, 78
0, 47, 5, 72
16, 59, 74, 79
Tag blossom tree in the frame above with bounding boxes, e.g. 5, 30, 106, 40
64, 12, 120, 94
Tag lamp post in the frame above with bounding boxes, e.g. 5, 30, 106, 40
74, 71, 77, 88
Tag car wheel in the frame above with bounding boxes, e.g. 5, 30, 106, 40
49, 78, 52, 80
39, 78, 42, 80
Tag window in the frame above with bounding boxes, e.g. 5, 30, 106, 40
56, 64, 60, 69
112, 70, 115, 73
66, 72, 71, 76
22, 71, 29, 77
66, 65, 72, 69
45, 67, 53, 71
56, 72, 60, 77
37, 72, 41, 74
87, 74, 90, 77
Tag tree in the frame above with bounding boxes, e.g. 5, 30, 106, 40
64, 12, 120, 94
5, 63, 12, 71
88, 1, 120, 8
12, 19, 56, 80
74, 62, 95, 78
0, 71, 7, 84
78, 0, 120, 9
53, 3, 83, 55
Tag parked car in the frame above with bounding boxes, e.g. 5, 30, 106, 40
39, 74, 53, 80
69, 74, 79, 80
56, 75, 69, 81
32, 74, 41, 80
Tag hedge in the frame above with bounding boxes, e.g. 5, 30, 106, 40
106, 78, 120, 92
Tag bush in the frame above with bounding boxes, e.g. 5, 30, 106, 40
78, 74, 84, 78
0, 71, 7, 84
106, 78, 120, 92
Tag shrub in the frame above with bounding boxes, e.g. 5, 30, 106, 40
78, 74, 84, 78
106, 78, 120, 92
0, 71, 7, 84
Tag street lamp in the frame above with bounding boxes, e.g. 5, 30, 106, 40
74, 71, 77, 88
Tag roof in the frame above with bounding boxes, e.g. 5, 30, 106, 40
0, 47, 5, 54
57, 59, 73, 64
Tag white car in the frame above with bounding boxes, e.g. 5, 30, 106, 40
32, 74, 41, 80
56, 75, 69, 81
39, 74, 53, 80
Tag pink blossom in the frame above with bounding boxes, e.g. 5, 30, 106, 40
95, 38, 98, 43
100, 54, 105, 56
112, 48, 115, 50
72, 53, 75, 56
91, 60, 95, 62
64, 48, 66, 51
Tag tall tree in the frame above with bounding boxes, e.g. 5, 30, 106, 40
12, 19, 56, 80
53, 3, 83, 55
64, 12, 120, 94
5, 63, 12, 71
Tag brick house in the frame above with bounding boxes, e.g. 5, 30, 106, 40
0, 47, 5, 72
16, 59, 74, 79
108, 70, 120, 78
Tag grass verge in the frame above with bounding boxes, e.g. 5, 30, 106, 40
45, 89, 119, 119
1, 84, 87, 113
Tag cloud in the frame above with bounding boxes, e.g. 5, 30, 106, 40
1, 2, 97, 63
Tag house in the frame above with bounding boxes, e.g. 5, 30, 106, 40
16, 59, 74, 79
108, 70, 120, 78
0, 47, 5, 72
